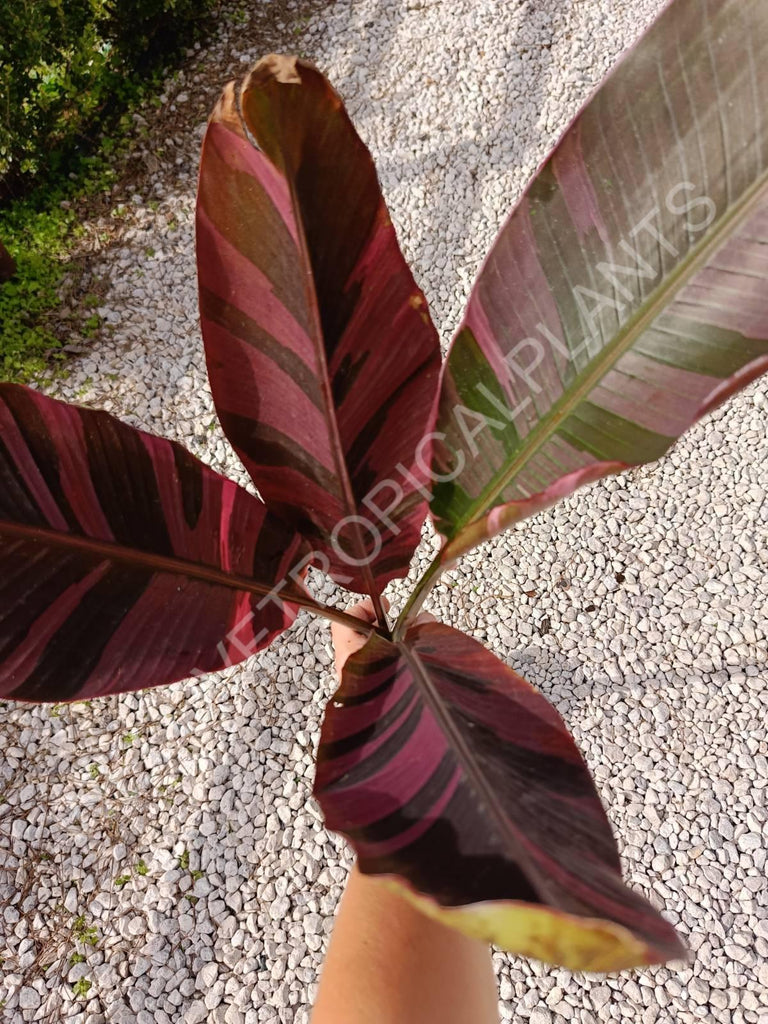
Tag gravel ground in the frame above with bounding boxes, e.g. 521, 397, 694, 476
2, 1, 768, 1022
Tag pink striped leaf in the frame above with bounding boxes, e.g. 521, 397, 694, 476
0, 383, 309, 702
314, 620, 686, 970
431, 0, 768, 563
196, 55, 441, 596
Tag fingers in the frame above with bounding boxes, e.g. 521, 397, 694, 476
413, 611, 436, 625
331, 597, 390, 679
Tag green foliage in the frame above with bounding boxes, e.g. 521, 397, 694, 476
72, 978, 92, 999
0, 1, 108, 185
0, 0, 207, 380
0, 0, 217, 192
0, 200, 73, 379
72, 915, 98, 947
100, 0, 217, 71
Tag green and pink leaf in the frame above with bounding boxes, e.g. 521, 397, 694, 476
430, 0, 768, 559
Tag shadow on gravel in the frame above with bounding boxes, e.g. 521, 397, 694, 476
313, 0, 556, 333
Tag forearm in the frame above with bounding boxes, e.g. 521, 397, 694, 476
311, 863, 499, 1024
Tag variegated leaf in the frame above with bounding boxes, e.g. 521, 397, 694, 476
314, 621, 685, 970
196, 55, 441, 597
0, 384, 306, 701
431, 0, 768, 563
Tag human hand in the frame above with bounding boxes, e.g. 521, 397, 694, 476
330, 598, 438, 679
319, 598, 498, 1024
330, 598, 388, 679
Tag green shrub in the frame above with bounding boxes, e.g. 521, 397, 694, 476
0, 2, 109, 187
0, 199, 76, 379
0, 0, 218, 378
0, 0, 217, 195
101, 0, 217, 70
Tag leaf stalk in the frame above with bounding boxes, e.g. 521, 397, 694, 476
393, 550, 443, 640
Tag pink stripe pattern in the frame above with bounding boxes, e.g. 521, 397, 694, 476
0, 384, 305, 701
431, 0, 768, 558
314, 621, 685, 965
196, 56, 441, 596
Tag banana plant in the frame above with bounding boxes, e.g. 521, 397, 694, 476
2, 0, 767, 971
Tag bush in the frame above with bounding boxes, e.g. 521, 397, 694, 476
101, 0, 217, 70
0, 0, 217, 196
0, 1, 108, 188
0, 198, 75, 379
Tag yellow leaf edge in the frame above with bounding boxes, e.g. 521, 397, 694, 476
373, 874, 686, 972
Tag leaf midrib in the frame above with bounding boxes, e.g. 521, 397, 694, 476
239, 75, 381, 598
2, 520, 384, 636
0, 520, 308, 606
455, 167, 768, 536
399, 635, 553, 899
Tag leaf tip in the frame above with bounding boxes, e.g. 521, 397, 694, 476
377, 874, 687, 971
250, 53, 302, 86
208, 79, 243, 134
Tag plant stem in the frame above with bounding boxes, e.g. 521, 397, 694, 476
0, 522, 382, 640
370, 590, 390, 637
393, 550, 443, 640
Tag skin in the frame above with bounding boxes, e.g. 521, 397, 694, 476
311, 599, 499, 1024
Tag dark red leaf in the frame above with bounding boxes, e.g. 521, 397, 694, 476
0, 384, 307, 701
314, 621, 686, 969
196, 55, 441, 596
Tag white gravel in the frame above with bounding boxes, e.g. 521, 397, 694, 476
2, 0, 767, 1022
